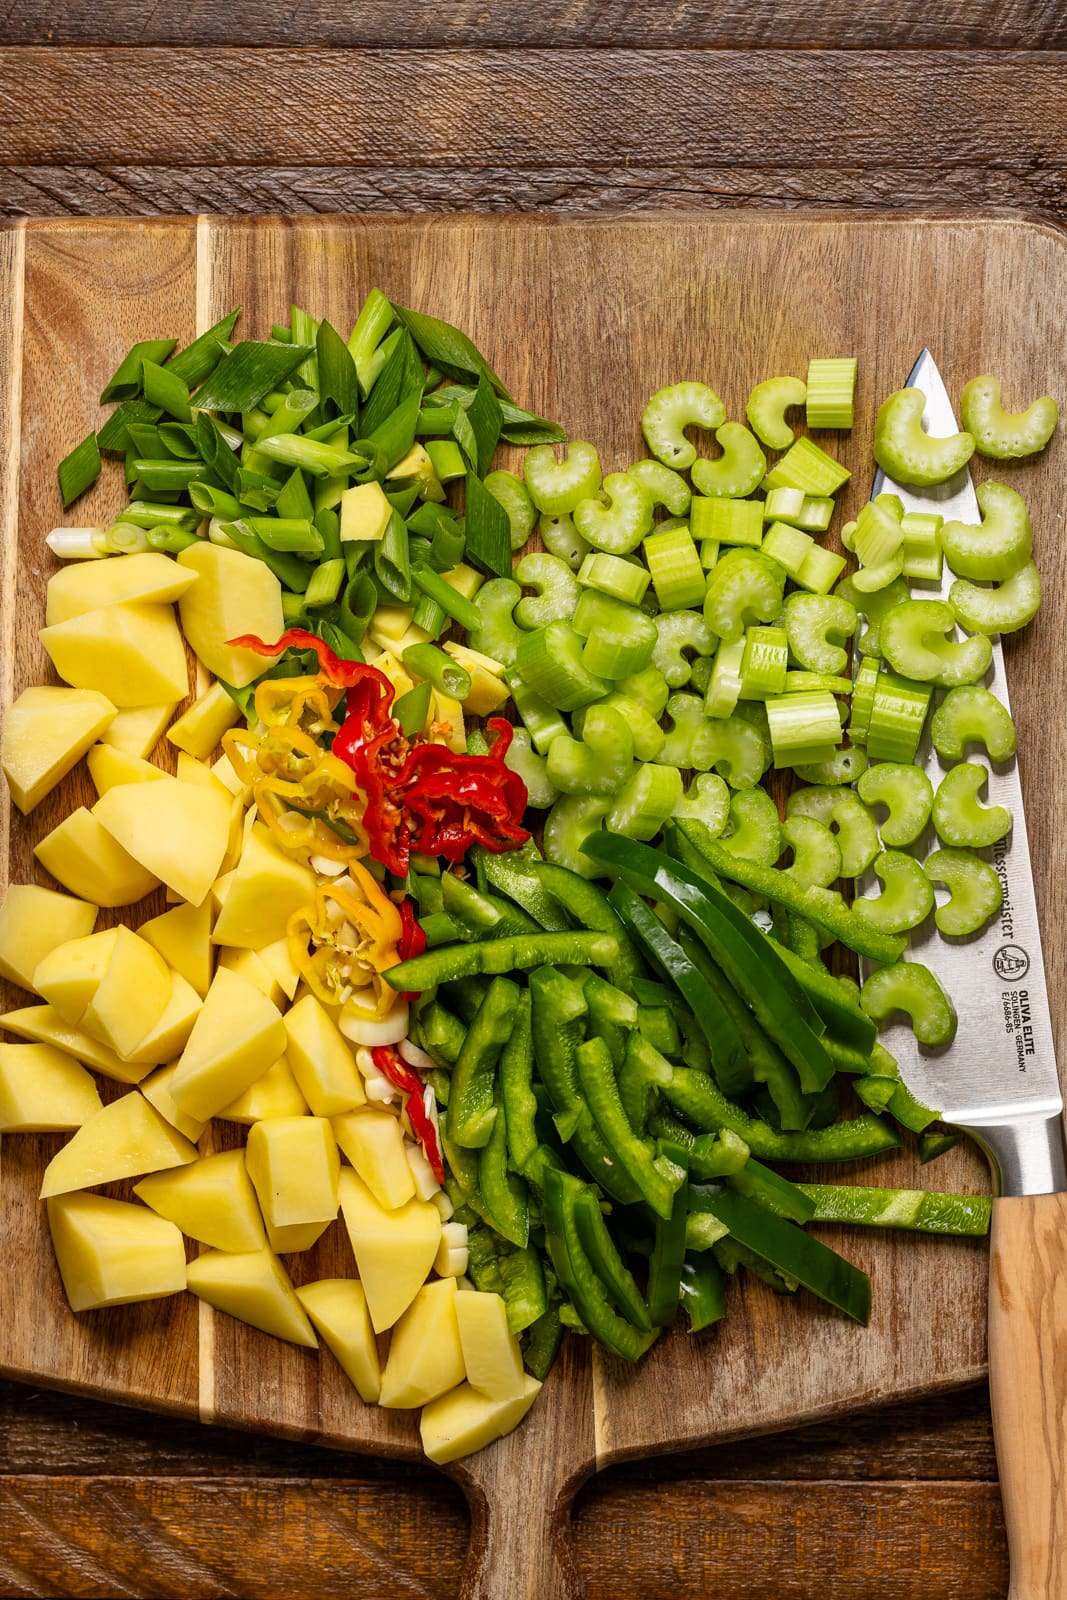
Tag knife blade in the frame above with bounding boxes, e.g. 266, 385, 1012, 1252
864, 350, 1067, 1597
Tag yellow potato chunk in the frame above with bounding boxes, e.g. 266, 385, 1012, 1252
139, 1061, 208, 1143
35, 806, 160, 907
0, 1003, 149, 1084
86, 742, 168, 795
441, 563, 483, 602
217, 945, 286, 1010
245, 1115, 340, 1254
48, 1192, 187, 1313
79, 926, 174, 1059
256, 936, 301, 1002
419, 1376, 542, 1465
295, 1279, 381, 1403
139, 898, 215, 998
39, 1090, 198, 1198
32, 927, 122, 1024
168, 965, 285, 1121
442, 642, 511, 716
136, 1148, 266, 1254
431, 689, 466, 753
210, 821, 317, 949
379, 1277, 466, 1409
46, 550, 200, 626
94, 776, 233, 907
283, 993, 366, 1117
0, 884, 97, 993
339, 1166, 441, 1333
217, 1054, 308, 1124
186, 1248, 318, 1347
166, 681, 241, 761
339, 480, 392, 544
0, 1042, 102, 1131
177, 543, 284, 689
40, 601, 189, 707
332, 1107, 415, 1211
124, 972, 202, 1065
1, 685, 116, 813
455, 1290, 526, 1403
99, 702, 176, 759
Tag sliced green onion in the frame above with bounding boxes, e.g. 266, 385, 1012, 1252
45, 526, 107, 559
403, 643, 472, 700
141, 359, 192, 423
765, 691, 843, 768
245, 517, 324, 555
374, 510, 412, 602
806, 358, 858, 429
168, 308, 241, 388
100, 339, 177, 403
57, 432, 102, 507
348, 289, 395, 395
254, 433, 366, 479
97, 398, 162, 454
130, 458, 205, 492
394, 678, 434, 737
391, 302, 510, 398
425, 438, 467, 483
411, 562, 481, 632
191, 339, 313, 414
464, 471, 512, 579
146, 525, 200, 554
466, 372, 504, 477
114, 499, 198, 531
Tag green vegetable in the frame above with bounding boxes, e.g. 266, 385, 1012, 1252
463, 471, 512, 578
856, 762, 934, 847
940, 481, 1032, 581
56, 433, 102, 507
806, 357, 857, 429
860, 961, 958, 1046
852, 851, 935, 935
923, 847, 1004, 937
799, 1183, 990, 1235
524, 440, 601, 516
960, 374, 1058, 460
484, 469, 537, 551
691, 423, 766, 499
932, 762, 1012, 849
746, 374, 806, 450
872, 386, 975, 486
384, 930, 621, 991
950, 562, 1042, 636
930, 685, 1017, 763
641, 381, 725, 470
574, 471, 654, 556
662, 1068, 898, 1164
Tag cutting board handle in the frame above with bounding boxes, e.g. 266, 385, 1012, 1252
989, 1191, 1067, 1599
451, 1445, 589, 1600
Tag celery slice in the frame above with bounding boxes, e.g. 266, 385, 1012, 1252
923, 846, 1003, 937
746, 374, 806, 451
960, 374, 1059, 461
806, 358, 857, 430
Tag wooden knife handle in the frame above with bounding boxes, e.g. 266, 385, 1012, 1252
989, 1191, 1067, 1598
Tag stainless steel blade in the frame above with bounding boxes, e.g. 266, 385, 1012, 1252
859, 349, 1064, 1195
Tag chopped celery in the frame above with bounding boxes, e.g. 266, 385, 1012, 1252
762, 436, 849, 496
574, 471, 654, 556
703, 549, 785, 642
805, 357, 857, 430
739, 625, 788, 700
765, 691, 842, 769
929, 685, 1017, 763
514, 552, 581, 631
950, 562, 1041, 636
860, 961, 957, 1047
746, 374, 806, 451
760, 520, 813, 580
578, 551, 650, 606
691, 423, 766, 499
852, 851, 935, 935
960, 373, 1059, 460
693, 496, 763, 548
643, 525, 707, 610
628, 458, 691, 516
641, 380, 725, 470
880, 599, 992, 689
856, 762, 933, 848
924, 847, 1003, 937
524, 440, 601, 516
940, 481, 1032, 582
865, 672, 932, 764
784, 593, 856, 676
872, 387, 974, 487
781, 815, 842, 889
931, 762, 1012, 849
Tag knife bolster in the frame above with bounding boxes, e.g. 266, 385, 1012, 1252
964, 1112, 1066, 1197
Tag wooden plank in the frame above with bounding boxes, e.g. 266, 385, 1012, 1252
1, 0, 1063, 48
0, 51, 1065, 170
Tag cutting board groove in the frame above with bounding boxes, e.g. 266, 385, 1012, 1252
1, 213, 1065, 1599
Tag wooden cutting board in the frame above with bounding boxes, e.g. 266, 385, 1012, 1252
1, 213, 1065, 1599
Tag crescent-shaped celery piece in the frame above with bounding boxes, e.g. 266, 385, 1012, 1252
468, 577, 524, 668
692, 714, 771, 790
691, 423, 767, 500
950, 561, 1042, 636
573, 472, 654, 556
513, 552, 581, 631
872, 387, 975, 487
923, 846, 1003, 937
860, 961, 957, 1047
523, 440, 601, 516
785, 787, 881, 878
941, 481, 1032, 582
504, 728, 559, 811
544, 704, 634, 798
572, 590, 657, 681
542, 794, 612, 879
852, 851, 935, 935
835, 574, 911, 658
703, 549, 786, 642
652, 610, 717, 688
780, 815, 842, 889
483, 469, 537, 552
674, 773, 731, 837
513, 620, 609, 712
880, 598, 992, 688
793, 745, 869, 786
709, 787, 782, 867
856, 761, 934, 848
627, 458, 691, 516
784, 592, 857, 676
960, 374, 1059, 460
659, 691, 709, 768
641, 381, 726, 471
746, 375, 807, 451
931, 762, 1012, 849
576, 693, 665, 764
538, 512, 591, 570
616, 664, 670, 718
929, 685, 1017, 763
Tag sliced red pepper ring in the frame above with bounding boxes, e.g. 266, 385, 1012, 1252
397, 898, 427, 1003
228, 628, 379, 690
371, 1045, 446, 1183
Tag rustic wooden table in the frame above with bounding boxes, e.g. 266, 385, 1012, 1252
1, 5, 1065, 1595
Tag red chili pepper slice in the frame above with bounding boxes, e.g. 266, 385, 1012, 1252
396, 899, 427, 1003
371, 1045, 445, 1183
227, 629, 377, 690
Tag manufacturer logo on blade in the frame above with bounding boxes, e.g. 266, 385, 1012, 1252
994, 944, 1030, 981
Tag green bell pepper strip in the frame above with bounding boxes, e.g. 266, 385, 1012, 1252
671, 817, 906, 964
478, 1083, 530, 1248
680, 1252, 728, 1332
924, 846, 1003, 937
879, 598, 993, 688
727, 1158, 816, 1225
472, 843, 571, 933
529, 967, 643, 1206
932, 762, 1012, 849
584, 833, 835, 1096
929, 685, 1017, 763
656, 1080, 897, 1164
483, 467, 538, 550
418, 1001, 465, 1066
468, 576, 524, 668
950, 561, 1042, 636
835, 574, 911, 659
784, 592, 857, 677
444, 975, 491, 1025
618, 1028, 674, 1135
919, 1131, 963, 1165
852, 850, 935, 936
440, 1108, 492, 1222
465, 1228, 549, 1334
606, 762, 683, 841
872, 386, 975, 487
504, 729, 559, 810
606, 882, 746, 1090
420, 911, 464, 947
690, 1184, 872, 1324
691, 422, 767, 499
495, 989, 539, 1177
576, 1037, 681, 1220
940, 480, 1033, 581
628, 457, 692, 515
786, 912, 824, 967
574, 471, 655, 556
572, 1184, 652, 1331
960, 374, 1059, 461
636, 1003, 681, 1057
746, 374, 807, 451
384, 930, 622, 991
523, 440, 602, 516
675, 773, 731, 838
542, 1167, 659, 1361
585, 972, 639, 1071
704, 547, 786, 642
572, 588, 658, 679
653, 609, 717, 688
857, 762, 934, 847
522, 1305, 564, 1380
780, 815, 842, 889
797, 1182, 990, 1236
514, 620, 610, 711
641, 380, 725, 471
646, 1141, 691, 1327
854, 1073, 940, 1134
514, 551, 581, 630
545, 704, 634, 797
532, 862, 646, 990
688, 1127, 751, 1179
718, 787, 782, 867
860, 961, 958, 1047
447, 976, 522, 1148
694, 714, 771, 791
714, 1236, 796, 1294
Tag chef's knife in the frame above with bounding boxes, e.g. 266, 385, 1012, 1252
863, 349, 1066, 1599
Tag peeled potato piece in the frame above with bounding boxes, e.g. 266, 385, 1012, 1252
48, 1192, 187, 1313
39, 1090, 198, 1198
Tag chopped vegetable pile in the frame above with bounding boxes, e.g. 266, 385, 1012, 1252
1, 289, 1057, 1462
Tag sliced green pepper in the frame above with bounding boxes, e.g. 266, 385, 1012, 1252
661, 1067, 898, 1163
384, 929, 622, 991
542, 1166, 658, 1361
798, 1182, 990, 1235
448, 976, 521, 1147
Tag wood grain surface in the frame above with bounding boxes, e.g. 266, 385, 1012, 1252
1, 209, 1065, 1595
